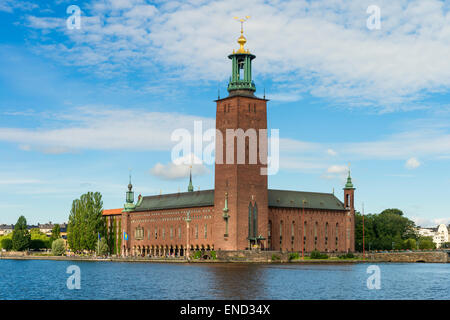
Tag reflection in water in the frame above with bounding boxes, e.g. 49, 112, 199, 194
0, 260, 449, 300
205, 264, 267, 299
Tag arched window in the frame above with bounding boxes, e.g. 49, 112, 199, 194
325, 222, 329, 250
303, 221, 307, 249
291, 221, 295, 244
280, 220, 283, 246
268, 220, 272, 249
336, 223, 339, 250
314, 222, 318, 248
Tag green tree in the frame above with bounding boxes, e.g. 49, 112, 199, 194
29, 228, 51, 250
12, 216, 31, 251
52, 238, 66, 256
404, 238, 417, 250
67, 192, 106, 253
50, 224, 61, 243
112, 218, 117, 255
418, 236, 436, 250
117, 219, 122, 256
355, 209, 418, 251
1, 237, 13, 250
380, 208, 404, 216
97, 237, 109, 256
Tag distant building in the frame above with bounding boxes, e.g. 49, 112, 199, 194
417, 224, 449, 248
0, 224, 14, 236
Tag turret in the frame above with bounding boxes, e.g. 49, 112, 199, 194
227, 16, 256, 96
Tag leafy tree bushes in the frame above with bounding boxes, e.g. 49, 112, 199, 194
67, 192, 106, 253
29, 228, 51, 250
288, 252, 300, 261
355, 208, 418, 251
403, 238, 417, 250
50, 224, 61, 244
338, 253, 355, 259
12, 216, 31, 251
0, 237, 13, 250
310, 250, 328, 259
52, 239, 66, 256
418, 236, 436, 249
97, 238, 109, 256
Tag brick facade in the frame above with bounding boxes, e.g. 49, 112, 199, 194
103, 37, 355, 256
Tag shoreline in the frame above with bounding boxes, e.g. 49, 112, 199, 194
0, 254, 448, 264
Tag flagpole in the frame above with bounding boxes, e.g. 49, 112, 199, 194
362, 203, 365, 261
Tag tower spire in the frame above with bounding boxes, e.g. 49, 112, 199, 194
124, 169, 136, 212
188, 165, 194, 192
344, 163, 354, 189
227, 16, 256, 95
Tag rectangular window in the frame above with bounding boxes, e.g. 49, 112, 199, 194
178, 226, 181, 239
170, 227, 173, 239
155, 228, 157, 239
204, 224, 207, 239
195, 225, 198, 239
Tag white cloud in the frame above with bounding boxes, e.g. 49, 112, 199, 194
19, 0, 450, 109
327, 165, 348, 174
405, 157, 421, 169
0, 106, 214, 153
150, 153, 209, 180
327, 148, 337, 156
0, 0, 38, 13
413, 217, 450, 228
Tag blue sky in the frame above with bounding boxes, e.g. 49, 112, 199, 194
0, 0, 449, 227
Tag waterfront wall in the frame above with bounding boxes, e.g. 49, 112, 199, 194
216, 250, 291, 262
362, 251, 448, 263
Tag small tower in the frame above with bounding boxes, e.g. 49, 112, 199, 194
343, 168, 356, 252
124, 173, 136, 212
343, 169, 355, 209
227, 16, 256, 95
188, 166, 194, 192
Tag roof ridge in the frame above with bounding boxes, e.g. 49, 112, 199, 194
142, 189, 215, 199
268, 189, 335, 196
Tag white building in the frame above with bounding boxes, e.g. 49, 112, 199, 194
417, 224, 449, 248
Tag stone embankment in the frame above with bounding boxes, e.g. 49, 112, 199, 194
361, 251, 448, 263
1, 250, 448, 263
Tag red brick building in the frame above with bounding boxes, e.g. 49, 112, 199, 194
103, 28, 355, 257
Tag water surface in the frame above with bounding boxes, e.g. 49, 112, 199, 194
0, 260, 448, 300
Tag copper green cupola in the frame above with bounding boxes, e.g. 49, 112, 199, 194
344, 170, 355, 190
188, 166, 194, 192
124, 172, 136, 212
227, 16, 256, 95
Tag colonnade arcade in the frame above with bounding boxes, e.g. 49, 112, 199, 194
123, 244, 214, 257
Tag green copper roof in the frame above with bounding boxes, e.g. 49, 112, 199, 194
268, 189, 346, 211
188, 169, 193, 192
132, 189, 345, 212
134, 190, 214, 211
344, 171, 355, 189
